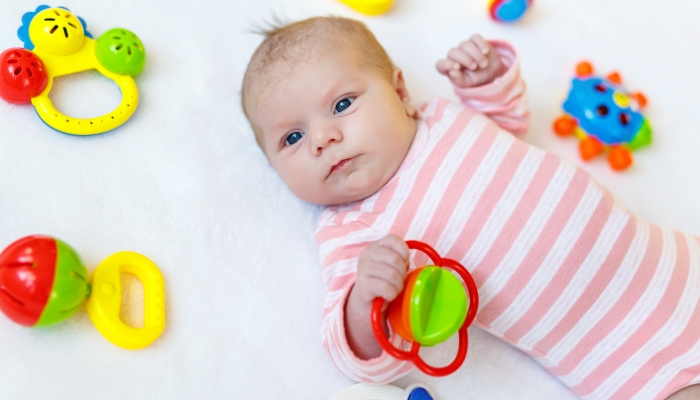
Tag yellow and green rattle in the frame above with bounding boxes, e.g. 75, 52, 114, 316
0, 5, 145, 135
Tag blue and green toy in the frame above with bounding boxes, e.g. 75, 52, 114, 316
553, 62, 652, 171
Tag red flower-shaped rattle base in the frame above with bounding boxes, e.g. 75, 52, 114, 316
371, 240, 479, 377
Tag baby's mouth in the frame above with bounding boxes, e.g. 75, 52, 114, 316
329, 158, 354, 176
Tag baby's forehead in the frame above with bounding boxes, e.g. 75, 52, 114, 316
246, 42, 363, 110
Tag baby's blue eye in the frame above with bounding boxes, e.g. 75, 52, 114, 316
334, 98, 354, 114
285, 131, 304, 146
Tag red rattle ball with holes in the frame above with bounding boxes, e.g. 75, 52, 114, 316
0, 48, 48, 104
0, 236, 90, 327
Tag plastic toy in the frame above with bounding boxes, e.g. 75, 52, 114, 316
489, 0, 533, 23
339, 0, 394, 15
332, 383, 435, 400
0, 5, 146, 135
0, 235, 165, 350
371, 240, 478, 377
553, 62, 652, 171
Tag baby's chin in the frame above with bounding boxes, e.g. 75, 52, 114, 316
300, 174, 386, 206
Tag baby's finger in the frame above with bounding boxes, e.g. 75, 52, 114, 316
449, 69, 474, 88
365, 276, 402, 302
447, 47, 477, 71
436, 58, 459, 75
370, 248, 408, 278
378, 235, 410, 264
459, 40, 488, 69
366, 261, 406, 290
469, 34, 491, 55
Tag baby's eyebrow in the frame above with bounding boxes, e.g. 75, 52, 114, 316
266, 119, 299, 142
269, 120, 291, 132
321, 79, 350, 105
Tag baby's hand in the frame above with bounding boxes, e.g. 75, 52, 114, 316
351, 235, 410, 312
436, 35, 505, 88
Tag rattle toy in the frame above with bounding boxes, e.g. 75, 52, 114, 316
489, 0, 532, 23
0, 235, 165, 350
338, 0, 394, 15
371, 241, 478, 377
0, 5, 146, 135
553, 62, 652, 171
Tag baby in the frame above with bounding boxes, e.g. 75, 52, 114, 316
242, 17, 700, 400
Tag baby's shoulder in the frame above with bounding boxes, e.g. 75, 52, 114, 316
315, 205, 389, 248
318, 205, 369, 226
316, 205, 385, 232
419, 96, 478, 122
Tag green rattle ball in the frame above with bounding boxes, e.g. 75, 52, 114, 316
95, 28, 146, 77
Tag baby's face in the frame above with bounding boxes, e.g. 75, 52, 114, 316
249, 49, 417, 205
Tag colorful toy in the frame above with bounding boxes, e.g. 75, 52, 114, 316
338, 0, 394, 15
0, 5, 146, 135
489, 0, 533, 23
553, 62, 652, 171
371, 241, 478, 377
332, 383, 435, 400
0, 235, 165, 350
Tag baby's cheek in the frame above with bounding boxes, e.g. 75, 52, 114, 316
291, 176, 321, 201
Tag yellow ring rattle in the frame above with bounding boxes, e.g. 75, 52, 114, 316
87, 251, 166, 350
0, 5, 145, 135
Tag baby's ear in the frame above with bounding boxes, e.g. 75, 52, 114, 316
392, 68, 417, 119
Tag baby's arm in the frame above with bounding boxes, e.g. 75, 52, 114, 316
346, 235, 410, 359
436, 35, 529, 137
316, 217, 414, 382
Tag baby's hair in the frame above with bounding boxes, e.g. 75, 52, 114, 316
241, 16, 394, 145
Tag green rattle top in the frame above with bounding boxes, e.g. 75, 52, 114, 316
410, 266, 469, 346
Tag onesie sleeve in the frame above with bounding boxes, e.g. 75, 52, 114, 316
453, 40, 530, 137
315, 212, 414, 383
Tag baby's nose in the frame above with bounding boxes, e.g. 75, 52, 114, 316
310, 125, 343, 154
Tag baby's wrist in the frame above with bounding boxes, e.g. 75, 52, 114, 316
344, 286, 387, 360
486, 60, 508, 84
347, 286, 373, 316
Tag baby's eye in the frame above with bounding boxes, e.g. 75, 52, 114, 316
334, 97, 354, 115
285, 131, 305, 146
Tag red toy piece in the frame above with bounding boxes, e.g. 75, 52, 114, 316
371, 240, 479, 377
0, 48, 48, 104
0, 236, 58, 326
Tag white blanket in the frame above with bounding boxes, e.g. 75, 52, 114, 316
0, 0, 699, 398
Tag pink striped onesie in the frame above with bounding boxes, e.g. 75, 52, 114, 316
315, 41, 700, 399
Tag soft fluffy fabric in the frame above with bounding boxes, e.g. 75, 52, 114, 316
0, 0, 698, 399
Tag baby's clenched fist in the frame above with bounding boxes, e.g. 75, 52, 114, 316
351, 235, 410, 312
436, 34, 505, 88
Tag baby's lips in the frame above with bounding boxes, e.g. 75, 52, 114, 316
328, 157, 353, 176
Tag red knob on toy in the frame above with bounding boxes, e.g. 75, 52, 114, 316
370, 240, 479, 377
0, 48, 48, 104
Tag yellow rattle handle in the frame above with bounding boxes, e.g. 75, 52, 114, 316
31, 71, 138, 135
29, 37, 139, 135
86, 251, 165, 350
